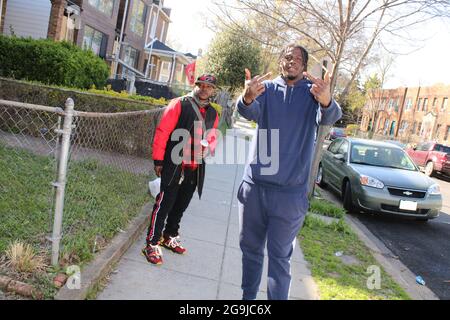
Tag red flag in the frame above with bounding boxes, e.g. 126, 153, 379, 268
185, 61, 196, 85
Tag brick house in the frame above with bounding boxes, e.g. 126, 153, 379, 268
360, 84, 450, 144
0, 0, 193, 88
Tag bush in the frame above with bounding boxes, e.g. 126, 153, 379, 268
88, 86, 168, 107
0, 77, 167, 112
0, 35, 109, 89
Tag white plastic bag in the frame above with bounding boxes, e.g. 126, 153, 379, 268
148, 177, 161, 198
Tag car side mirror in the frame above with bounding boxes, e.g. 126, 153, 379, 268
333, 154, 345, 162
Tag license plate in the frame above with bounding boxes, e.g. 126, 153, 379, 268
399, 200, 417, 211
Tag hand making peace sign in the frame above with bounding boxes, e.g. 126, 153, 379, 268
242, 68, 272, 105
303, 70, 332, 108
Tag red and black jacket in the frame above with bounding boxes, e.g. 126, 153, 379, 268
152, 95, 219, 198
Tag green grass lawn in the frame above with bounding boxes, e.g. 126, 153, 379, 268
299, 205, 410, 300
0, 144, 153, 298
310, 198, 346, 219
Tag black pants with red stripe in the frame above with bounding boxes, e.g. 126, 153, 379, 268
146, 168, 197, 246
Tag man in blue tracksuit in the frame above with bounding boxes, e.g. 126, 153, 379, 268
236, 44, 342, 300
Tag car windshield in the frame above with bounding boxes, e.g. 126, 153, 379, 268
333, 128, 344, 134
350, 144, 417, 171
433, 144, 450, 153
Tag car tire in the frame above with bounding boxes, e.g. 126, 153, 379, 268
424, 161, 434, 177
343, 181, 356, 213
316, 164, 327, 188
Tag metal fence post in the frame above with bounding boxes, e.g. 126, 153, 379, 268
51, 98, 75, 266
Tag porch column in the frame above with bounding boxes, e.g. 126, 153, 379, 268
169, 53, 176, 85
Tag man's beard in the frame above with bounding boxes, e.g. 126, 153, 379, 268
287, 75, 297, 80
192, 90, 209, 106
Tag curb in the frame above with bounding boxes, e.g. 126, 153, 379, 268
317, 187, 439, 300
55, 202, 153, 300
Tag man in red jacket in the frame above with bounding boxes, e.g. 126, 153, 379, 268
142, 74, 220, 265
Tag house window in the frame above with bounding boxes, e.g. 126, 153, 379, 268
405, 98, 412, 110
399, 121, 406, 133
443, 97, 448, 111
417, 98, 422, 111
160, 20, 166, 40
436, 124, 442, 139
445, 126, 450, 141
130, 0, 147, 37
417, 122, 422, 135
388, 99, 394, 109
394, 98, 399, 112
423, 98, 428, 112
433, 97, 438, 107
123, 45, 140, 68
88, 0, 115, 17
150, 11, 157, 38
83, 25, 108, 58
379, 98, 385, 110
159, 61, 171, 82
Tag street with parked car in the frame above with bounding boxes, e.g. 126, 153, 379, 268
318, 137, 450, 299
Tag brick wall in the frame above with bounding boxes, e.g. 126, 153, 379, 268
362, 84, 450, 144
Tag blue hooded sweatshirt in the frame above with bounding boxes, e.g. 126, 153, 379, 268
237, 75, 342, 194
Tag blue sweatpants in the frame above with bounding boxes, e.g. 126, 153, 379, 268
237, 181, 308, 300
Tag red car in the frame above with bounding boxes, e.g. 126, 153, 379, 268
406, 142, 450, 176
326, 127, 347, 140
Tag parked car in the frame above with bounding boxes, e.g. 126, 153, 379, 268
405, 141, 450, 176
316, 138, 442, 221
326, 127, 347, 140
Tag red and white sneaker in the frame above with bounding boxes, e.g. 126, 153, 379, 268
142, 244, 163, 265
162, 235, 186, 254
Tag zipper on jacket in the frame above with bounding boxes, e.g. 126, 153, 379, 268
289, 86, 294, 104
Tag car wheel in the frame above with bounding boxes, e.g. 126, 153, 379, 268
316, 164, 327, 188
343, 181, 356, 213
424, 161, 434, 177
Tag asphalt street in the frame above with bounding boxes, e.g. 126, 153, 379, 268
319, 140, 450, 299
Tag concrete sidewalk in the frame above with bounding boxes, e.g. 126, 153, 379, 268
97, 131, 319, 300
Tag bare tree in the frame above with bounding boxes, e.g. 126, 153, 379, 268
211, 0, 450, 97
209, 0, 450, 198
365, 54, 395, 136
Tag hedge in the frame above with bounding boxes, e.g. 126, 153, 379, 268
0, 77, 166, 112
0, 35, 109, 89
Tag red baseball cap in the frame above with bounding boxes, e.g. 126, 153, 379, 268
195, 74, 217, 87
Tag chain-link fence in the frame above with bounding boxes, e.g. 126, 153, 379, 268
0, 98, 163, 266
0, 100, 61, 257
